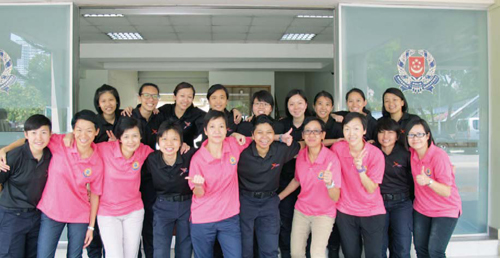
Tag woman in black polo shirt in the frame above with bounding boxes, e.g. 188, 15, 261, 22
93, 84, 123, 143
375, 117, 413, 258
142, 119, 196, 258
237, 90, 284, 136
380, 88, 420, 135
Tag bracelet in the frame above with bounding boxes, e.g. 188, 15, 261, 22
356, 166, 367, 173
427, 179, 434, 187
88, 226, 95, 231
326, 181, 335, 189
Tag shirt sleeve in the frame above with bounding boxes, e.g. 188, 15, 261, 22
432, 151, 454, 186
366, 147, 385, 184
89, 159, 104, 196
47, 134, 64, 151
294, 155, 301, 183
0, 151, 16, 184
330, 154, 342, 188
229, 136, 252, 153
282, 141, 300, 164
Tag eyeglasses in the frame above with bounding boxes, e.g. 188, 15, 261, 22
253, 102, 271, 108
407, 132, 427, 139
141, 93, 160, 100
303, 129, 323, 135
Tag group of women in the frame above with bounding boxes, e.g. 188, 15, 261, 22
0, 81, 461, 258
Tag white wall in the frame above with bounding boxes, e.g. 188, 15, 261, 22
274, 72, 306, 118
304, 71, 335, 109
78, 69, 109, 111
138, 71, 209, 94
209, 71, 274, 91
108, 70, 139, 109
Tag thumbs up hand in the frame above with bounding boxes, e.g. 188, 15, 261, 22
416, 166, 430, 186
186, 175, 205, 188
322, 162, 333, 185
281, 128, 294, 146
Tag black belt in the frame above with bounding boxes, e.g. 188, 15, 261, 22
241, 190, 276, 199
1, 206, 38, 213
382, 192, 410, 201
159, 194, 192, 202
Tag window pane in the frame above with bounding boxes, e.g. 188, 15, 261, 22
339, 6, 488, 234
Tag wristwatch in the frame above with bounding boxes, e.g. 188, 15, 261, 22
427, 179, 434, 186
326, 181, 335, 189
357, 166, 367, 173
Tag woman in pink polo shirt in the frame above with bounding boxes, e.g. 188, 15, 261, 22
187, 110, 250, 258
93, 117, 153, 258
330, 112, 386, 258
406, 118, 461, 258
279, 117, 341, 258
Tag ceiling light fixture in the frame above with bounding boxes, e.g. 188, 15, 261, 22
83, 14, 124, 18
106, 32, 144, 40
280, 33, 316, 41
297, 15, 333, 19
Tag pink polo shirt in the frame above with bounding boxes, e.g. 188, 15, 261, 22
96, 141, 153, 216
37, 134, 104, 223
189, 137, 251, 224
410, 144, 462, 218
331, 141, 386, 217
295, 146, 341, 218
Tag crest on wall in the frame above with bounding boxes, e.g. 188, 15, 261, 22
0, 49, 17, 94
394, 49, 439, 94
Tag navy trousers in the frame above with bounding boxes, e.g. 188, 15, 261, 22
0, 206, 40, 258
382, 198, 413, 258
191, 215, 242, 258
413, 210, 458, 258
37, 213, 88, 258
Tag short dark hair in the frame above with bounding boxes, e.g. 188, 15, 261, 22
174, 82, 196, 96
406, 118, 434, 147
252, 115, 275, 134
252, 90, 274, 110
346, 88, 371, 115
24, 114, 52, 132
375, 117, 401, 145
343, 112, 368, 131
303, 117, 326, 132
382, 87, 409, 117
314, 91, 334, 106
284, 89, 312, 118
71, 110, 99, 130
138, 83, 160, 95
0, 108, 7, 120
157, 118, 184, 144
203, 109, 228, 129
115, 117, 141, 140
94, 84, 121, 114
207, 84, 229, 99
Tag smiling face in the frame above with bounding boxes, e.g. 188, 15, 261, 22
73, 119, 99, 149
25, 125, 51, 154
98, 91, 117, 116
138, 86, 160, 112
384, 93, 405, 116
287, 94, 307, 119
174, 88, 194, 112
407, 124, 430, 151
347, 92, 367, 114
204, 117, 227, 145
158, 129, 181, 157
343, 117, 366, 147
314, 96, 333, 121
252, 99, 273, 116
209, 89, 228, 112
252, 122, 274, 151
377, 130, 398, 149
303, 120, 325, 148
120, 126, 141, 155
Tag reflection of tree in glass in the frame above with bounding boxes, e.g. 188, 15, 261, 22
0, 54, 47, 130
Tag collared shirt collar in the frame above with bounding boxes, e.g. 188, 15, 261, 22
250, 141, 277, 159
198, 138, 232, 163
340, 140, 368, 158
21, 141, 52, 162
158, 151, 184, 169
304, 144, 329, 165
411, 143, 437, 162
69, 141, 99, 165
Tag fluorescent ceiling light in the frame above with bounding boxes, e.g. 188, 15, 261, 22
83, 14, 124, 18
297, 15, 333, 19
281, 33, 316, 41
107, 32, 144, 40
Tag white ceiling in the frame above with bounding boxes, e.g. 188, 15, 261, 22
79, 9, 334, 44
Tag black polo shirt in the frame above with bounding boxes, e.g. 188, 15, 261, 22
324, 116, 343, 139
94, 110, 123, 143
376, 143, 413, 195
158, 104, 206, 147
142, 148, 196, 197
237, 117, 285, 137
335, 111, 377, 141
398, 112, 420, 134
238, 141, 300, 192
129, 105, 169, 149
0, 142, 52, 209
277, 117, 307, 187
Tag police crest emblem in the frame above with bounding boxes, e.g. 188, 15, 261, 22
394, 49, 439, 94
0, 49, 17, 94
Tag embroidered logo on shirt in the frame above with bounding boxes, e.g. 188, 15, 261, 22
184, 121, 191, 129
392, 162, 403, 168
227, 128, 233, 133
180, 167, 188, 175
229, 156, 237, 165
83, 168, 92, 177
152, 129, 158, 135
271, 163, 280, 170
318, 171, 324, 180
425, 168, 432, 177
132, 161, 140, 171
